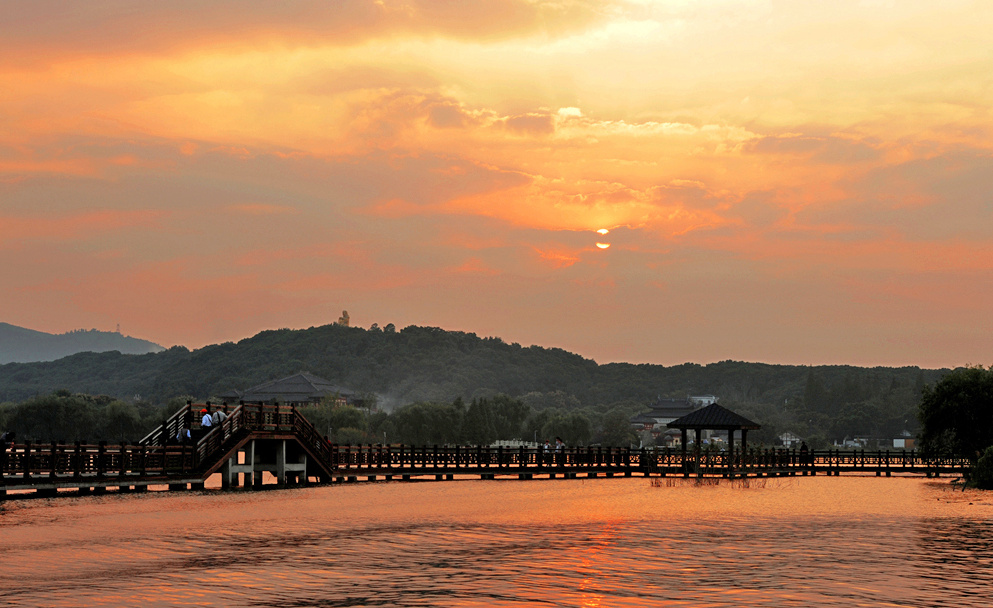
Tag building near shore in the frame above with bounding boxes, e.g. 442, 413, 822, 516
631, 395, 718, 447
219, 372, 360, 407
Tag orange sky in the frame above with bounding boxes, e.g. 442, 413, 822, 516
2, 1, 991, 368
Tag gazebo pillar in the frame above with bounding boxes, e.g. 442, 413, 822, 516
741, 429, 749, 474
694, 429, 702, 477
727, 429, 735, 477
681, 429, 688, 477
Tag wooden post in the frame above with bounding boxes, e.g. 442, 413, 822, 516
50, 441, 60, 480
97, 441, 107, 479
22, 440, 32, 480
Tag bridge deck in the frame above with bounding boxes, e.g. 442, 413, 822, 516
1, 402, 972, 499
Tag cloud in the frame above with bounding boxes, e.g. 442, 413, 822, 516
503, 113, 556, 135
744, 134, 883, 164
0, 1, 613, 67
0, 209, 166, 245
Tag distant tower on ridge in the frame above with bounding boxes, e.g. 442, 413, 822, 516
337, 310, 350, 327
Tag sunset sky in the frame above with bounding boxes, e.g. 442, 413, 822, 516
2, 1, 991, 368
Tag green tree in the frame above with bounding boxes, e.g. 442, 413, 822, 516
462, 398, 496, 445
390, 401, 463, 445
918, 366, 993, 460
101, 400, 142, 442
489, 394, 530, 440
542, 411, 593, 447
598, 408, 637, 447
972, 446, 993, 490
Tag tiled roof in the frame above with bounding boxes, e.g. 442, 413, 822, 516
667, 403, 761, 430
224, 372, 353, 403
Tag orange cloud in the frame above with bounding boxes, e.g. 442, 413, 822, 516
226, 203, 299, 216
0, 209, 165, 242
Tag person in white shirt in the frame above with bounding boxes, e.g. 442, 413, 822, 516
199, 408, 213, 440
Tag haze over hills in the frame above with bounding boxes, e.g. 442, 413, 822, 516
0, 322, 165, 365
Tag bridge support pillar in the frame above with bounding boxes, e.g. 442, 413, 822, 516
446, 474, 454, 480
221, 439, 308, 490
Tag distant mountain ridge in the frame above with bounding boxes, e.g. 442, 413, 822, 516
0, 322, 165, 364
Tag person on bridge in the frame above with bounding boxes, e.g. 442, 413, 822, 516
211, 408, 227, 427
199, 408, 213, 440
176, 426, 191, 444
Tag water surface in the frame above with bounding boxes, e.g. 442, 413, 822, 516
2, 475, 991, 607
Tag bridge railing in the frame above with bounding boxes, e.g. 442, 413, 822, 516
321, 444, 973, 477
1, 441, 199, 481
4, 436, 975, 487
140, 401, 238, 446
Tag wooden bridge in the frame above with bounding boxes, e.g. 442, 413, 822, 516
1, 402, 972, 499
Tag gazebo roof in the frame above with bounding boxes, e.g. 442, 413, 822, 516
666, 403, 761, 431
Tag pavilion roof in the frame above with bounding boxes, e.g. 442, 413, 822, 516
666, 403, 761, 431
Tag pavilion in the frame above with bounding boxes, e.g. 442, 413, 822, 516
667, 403, 761, 476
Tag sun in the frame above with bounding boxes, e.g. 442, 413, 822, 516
595, 228, 610, 249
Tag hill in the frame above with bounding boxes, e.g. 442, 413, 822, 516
0, 322, 165, 365
0, 323, 949, 445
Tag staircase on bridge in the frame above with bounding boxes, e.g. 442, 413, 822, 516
141, 401, 335, 489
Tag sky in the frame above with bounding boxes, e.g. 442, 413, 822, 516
1, 0, 991, 369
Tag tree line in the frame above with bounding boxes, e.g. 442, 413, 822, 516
0, 323, 950, 446
0, 390, 639, 449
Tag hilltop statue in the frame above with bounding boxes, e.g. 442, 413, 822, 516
337, 310, 350, 326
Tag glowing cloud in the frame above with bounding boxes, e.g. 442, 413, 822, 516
1, 1, 991, 367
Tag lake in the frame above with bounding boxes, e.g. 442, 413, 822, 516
1, 475, 991, 607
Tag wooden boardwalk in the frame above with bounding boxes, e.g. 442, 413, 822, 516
1, 402, 972, 499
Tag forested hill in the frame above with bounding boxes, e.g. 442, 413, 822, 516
0, 323, 164, 365
0, 324, 946, 437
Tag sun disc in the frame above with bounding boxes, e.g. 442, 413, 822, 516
597, 228, 609, 235
596, 242, 610, 249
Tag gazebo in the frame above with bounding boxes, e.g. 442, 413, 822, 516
667, 403, 761, 476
